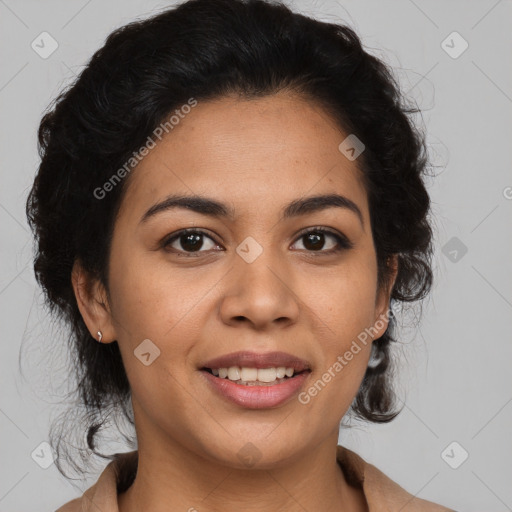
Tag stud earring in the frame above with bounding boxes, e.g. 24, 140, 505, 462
97, 331, 103, 343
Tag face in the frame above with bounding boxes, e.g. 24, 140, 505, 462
77, 91, 396, 468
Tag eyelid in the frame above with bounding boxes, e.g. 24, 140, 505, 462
161, 228, 222, 252
161, 226, 353, 255
291, 226, 354, 251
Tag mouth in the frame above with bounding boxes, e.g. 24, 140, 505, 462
200, 350, 311, 374
200, 366, 311, 386
198, 351, 313, 409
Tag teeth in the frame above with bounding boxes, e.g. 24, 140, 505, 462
240, 367, 258, 381
257, 368, 277, 382
210, 366, 297, 383
227, 367, 241, 380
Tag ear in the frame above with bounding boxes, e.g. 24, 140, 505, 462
372, 254, 399, 339
71, 260, 117, 343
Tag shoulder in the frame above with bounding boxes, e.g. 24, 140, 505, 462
336, 445, 456, 512
55, 451, 138, 512
55, 496, 81, 512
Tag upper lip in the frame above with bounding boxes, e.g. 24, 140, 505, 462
200, 351, 312, 372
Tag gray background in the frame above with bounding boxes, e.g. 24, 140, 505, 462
1, 0, 511, 510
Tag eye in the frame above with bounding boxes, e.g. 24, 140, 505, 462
161, 226, 353, 257
161, 229, 222, 256
291, 227, 353, 254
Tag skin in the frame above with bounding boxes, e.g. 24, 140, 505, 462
72, 91, 398, 512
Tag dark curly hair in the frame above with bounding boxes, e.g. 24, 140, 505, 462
25, 0, 433, 481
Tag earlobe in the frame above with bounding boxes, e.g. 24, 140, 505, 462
71, 260, 116, 344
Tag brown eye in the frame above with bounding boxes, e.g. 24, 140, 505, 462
162, 229, 221, 255
291, 227, 353, 254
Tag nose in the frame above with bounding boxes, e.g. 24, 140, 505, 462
219, 248, 300, 330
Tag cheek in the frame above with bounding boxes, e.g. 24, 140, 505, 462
108, 246, 209, 341
297, 273, 374, 419
107, 253, 209, 416
295, 254, 377, 393
301, 253, 378, 333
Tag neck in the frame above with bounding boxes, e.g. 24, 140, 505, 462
118, 430, 367, 512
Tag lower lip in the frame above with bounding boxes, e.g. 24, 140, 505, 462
200, 370, 311, 409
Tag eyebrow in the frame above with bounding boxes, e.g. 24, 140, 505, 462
140, 193, 364, 228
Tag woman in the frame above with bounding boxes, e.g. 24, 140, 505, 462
26, 0, 454, 510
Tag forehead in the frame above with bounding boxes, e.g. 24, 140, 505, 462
117, 92, 368, 223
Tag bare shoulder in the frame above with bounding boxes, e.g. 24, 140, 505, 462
54, 497, 81, 512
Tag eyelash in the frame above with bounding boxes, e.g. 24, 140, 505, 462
161, 226, 353, 257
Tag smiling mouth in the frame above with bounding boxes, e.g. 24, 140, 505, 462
201, 367, 311, 386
